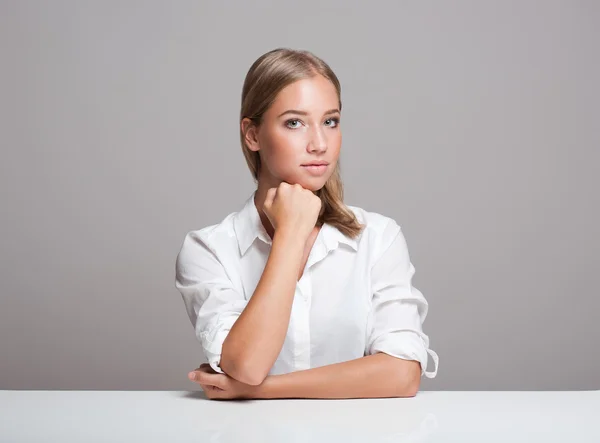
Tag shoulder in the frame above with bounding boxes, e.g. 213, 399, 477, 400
346, 204, 404, 262
175, 210, 239, 267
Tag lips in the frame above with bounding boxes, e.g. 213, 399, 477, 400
301, 163, 329, 176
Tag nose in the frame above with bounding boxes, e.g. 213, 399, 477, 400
307, 125, 327, 153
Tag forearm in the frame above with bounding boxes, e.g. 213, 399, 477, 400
254, 352, 421, 399
220, 230, 305, 385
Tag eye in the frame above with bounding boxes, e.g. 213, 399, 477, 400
325, 117, 340, 128
285, 119, 302, 129
285, 117, 340, 129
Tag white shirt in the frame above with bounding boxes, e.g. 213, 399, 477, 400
175, 191, 439, 379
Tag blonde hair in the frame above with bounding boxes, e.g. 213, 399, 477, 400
239, 48, 365, 239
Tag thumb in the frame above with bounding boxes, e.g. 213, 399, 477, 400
191, 370, 226, 389
264, 187, 277, 208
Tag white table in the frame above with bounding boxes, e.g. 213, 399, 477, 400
2, 390, 599, 442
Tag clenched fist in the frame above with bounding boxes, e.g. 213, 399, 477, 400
262, 182, 322, 241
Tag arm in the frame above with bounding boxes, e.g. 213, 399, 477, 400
220, 228, 306, 385
246, 220, 436, 399
175, 229, 307, 387
254, 352, 421, 399
363, 219, 439, 382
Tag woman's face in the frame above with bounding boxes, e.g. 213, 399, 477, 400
243, 74, 342, 192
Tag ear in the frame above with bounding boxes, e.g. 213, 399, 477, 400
241, 117, 260, 152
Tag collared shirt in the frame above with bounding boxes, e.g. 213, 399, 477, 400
175, 191, 439, 379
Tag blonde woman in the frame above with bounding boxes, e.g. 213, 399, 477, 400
175, 48, 439, 400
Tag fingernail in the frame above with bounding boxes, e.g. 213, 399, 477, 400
188, 372, 196, 380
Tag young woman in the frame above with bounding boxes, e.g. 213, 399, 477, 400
175, 48, 439, 400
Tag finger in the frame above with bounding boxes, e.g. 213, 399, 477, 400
199, 383, 224, 392
189, 370, 226, 389
199, 383, 227, 401
264, 187, 276, 207
198, 383, 214, 399
191, 366, 214, 378
189, 370, 207, 382
196, 363, 211, 372
199, 363, 218, 374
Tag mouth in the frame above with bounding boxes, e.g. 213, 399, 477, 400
301, 162, 329, 167
301, 163, 329, 176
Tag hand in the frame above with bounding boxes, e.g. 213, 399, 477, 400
188, 363, 260, 400
263, 182, 322, 241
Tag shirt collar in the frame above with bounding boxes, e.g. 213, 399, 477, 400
233, 190, 359, 257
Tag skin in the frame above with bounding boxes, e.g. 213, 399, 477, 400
242, 74, 342, 235
187, 74, 422, 399
245, 73, 343, 272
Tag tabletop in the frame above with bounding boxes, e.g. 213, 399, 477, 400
2, 389, 599, 442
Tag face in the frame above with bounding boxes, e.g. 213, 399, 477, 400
242, 74, 342, 192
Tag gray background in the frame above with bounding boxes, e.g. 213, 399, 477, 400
1, 0, 598, 391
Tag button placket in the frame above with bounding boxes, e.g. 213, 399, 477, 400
292, 229, 332, 371
293, 273, 311, 371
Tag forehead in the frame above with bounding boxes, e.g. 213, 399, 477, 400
270, 75, 339, 113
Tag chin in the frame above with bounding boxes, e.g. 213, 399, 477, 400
302, 185, 323, 193
282, 170, 331, 191
295, 177, 328, 192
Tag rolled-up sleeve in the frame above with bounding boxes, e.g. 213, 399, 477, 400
365, 220, 439, 379
175, 232, 248, 374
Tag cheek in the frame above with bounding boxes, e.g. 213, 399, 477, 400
329, 132, 342, 154
271, 127, 307, 150
264, 130, 305, 163
261, 127, 342, 172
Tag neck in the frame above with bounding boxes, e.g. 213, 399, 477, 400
253, 175, 281, 239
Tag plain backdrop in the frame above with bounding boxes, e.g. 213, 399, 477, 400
1, 0, 598, 391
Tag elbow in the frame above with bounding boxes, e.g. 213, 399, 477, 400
237, 367, 268, 386
401, 362, 422, 397
393, 376, 420, 398
220, 345, 269, 386
403, 375, 420, 397
224, 360, 268, 386
387, 357, 422, 398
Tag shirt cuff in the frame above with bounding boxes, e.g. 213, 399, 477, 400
369, 330, 439, 379
207, 354, 225, 374
197, 315, 238, 375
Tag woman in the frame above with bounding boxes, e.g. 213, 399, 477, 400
175, 48, 439, 400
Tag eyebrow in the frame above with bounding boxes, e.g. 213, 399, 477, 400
277, 108, 340, 118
